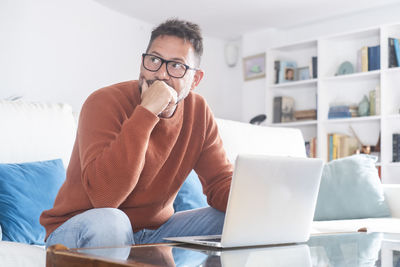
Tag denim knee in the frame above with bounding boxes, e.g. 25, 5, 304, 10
78, 208, 134, 247
46, 208, 134, 248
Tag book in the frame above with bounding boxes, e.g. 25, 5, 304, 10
388, 38, 398, 68
361, 46, 368, 72
328, 134, 333, 161
377, 166, 382, 179
281, 96, 295, 122
356, 49, 362, 72
328, 105, 352, 119
369, 89, 376, 116
311, 137, 317, 158
305, 137, 317, 158
349, 105, 359, 117
278, 61, 297, 83
305, 141, 310, 157
273, 96, 282, 123
294, 109, 317, 120
332, 134, 338, 160
339, 135, 359, 158
394, 39, 400, 68
311, 56, 318, 78
328, 133, 360, 161
368, 45, 380, 71
274, 60, 280, 84
393, 133, 400, 162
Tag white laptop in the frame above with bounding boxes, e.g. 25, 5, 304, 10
164, 154, 323, 248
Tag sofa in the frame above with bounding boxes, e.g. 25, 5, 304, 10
0, 100, 399, 267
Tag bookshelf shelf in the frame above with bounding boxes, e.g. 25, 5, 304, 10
272, 120, 317, 127
386, 114, 400, 120
270, 79, 317, 89
382, 66, 400, 74
321, 70, 380, 82
322, 115, 381, 124
386, 162, 400, 167
265, 22, 400, 184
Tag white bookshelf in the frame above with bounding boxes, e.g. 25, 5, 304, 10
265, 23, 400, 184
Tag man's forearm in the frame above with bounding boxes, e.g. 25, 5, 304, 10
79, 105, 159, 208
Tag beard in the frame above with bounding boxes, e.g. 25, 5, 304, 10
139, 77, 189, 104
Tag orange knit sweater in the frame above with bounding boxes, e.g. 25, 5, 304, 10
40, 80, 233, 239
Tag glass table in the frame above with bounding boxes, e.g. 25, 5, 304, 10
46, 232, 400, 267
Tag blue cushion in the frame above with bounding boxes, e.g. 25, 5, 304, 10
314, 154, 391, 221
0, 159, 65, 245
173, 170, 209, 212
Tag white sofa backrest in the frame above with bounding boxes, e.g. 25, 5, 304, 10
215, 118, 306, 164
0, 100, 77, 167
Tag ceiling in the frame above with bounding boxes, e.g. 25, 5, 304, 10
95, 0, 400, 39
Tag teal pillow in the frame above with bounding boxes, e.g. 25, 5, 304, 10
173, 170, 209, 212
314, 154, 391, 221
0, 159, 65, 244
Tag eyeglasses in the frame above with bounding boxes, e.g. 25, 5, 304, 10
142, 53, 198, 78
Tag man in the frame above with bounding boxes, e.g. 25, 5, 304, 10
40, 19, 233, 248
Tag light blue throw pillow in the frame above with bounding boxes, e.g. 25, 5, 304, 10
173, 170, 209, 212
314, 154, 391, 221
0, 159, 65, 244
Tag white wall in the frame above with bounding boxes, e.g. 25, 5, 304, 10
241, 29, 277, 123
198, 38, 243, 121
0, 0, 240, 120
0, 0, 153, 111
240, 3, 400, 122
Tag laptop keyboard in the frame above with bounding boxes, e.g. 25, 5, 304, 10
196, 237, 221, 242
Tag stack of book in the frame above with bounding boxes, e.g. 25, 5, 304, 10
273, 96, 295, 123
294, 109, 317, 121
393, 133, 400, 162
357, 45, 380, 72
388, 37, 400, 68
327, 133, 360, 161
305, 137, 317, 158
328, 105, 353, 119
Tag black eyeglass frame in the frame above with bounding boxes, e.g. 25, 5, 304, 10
142, 53, 199, 78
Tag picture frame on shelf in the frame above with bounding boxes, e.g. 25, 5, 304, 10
278, 61, 297, 83
295, 66, 311, 81
243, 53, 266, 81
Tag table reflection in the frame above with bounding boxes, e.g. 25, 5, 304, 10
171, 244, 311, 267
308, 232, 383, 266
73, 232, 400, 267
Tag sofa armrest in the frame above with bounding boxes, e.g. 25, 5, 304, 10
383, 184, 400, 218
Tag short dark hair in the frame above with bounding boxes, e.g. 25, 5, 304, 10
146, 18, 203, 66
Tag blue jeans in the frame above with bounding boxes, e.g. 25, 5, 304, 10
45, 207, 225, 249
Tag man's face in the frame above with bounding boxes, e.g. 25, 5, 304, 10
139, 35, 203, 117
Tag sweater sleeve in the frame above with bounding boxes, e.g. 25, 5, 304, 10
78, 91, 159, 208
194, 109, 233, 212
